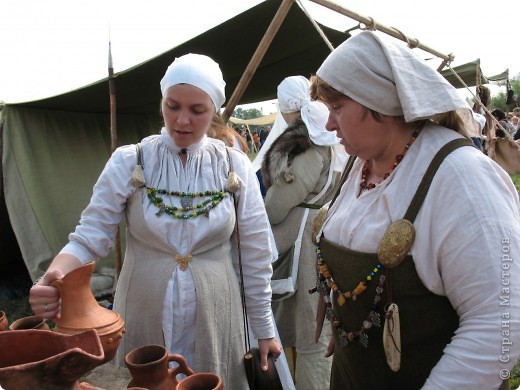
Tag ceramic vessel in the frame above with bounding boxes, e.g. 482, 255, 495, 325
0, 311, 7, 331
125, 345, 194, 390
51, 262, 125, 363
177, 373, 223, 390
0, 329, 104, 390
8, 315, 49, 331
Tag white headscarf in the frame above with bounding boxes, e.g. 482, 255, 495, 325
251, 76, 347, 172
160, 53, 226, 111
277, 76, 339, 146
317, 31, 470, 122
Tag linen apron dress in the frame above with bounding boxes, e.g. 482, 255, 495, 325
320, 140, 472, 389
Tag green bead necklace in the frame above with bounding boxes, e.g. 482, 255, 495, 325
147, 187, 227, 219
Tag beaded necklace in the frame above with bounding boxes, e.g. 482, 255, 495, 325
147, 187, 227, 219
313, 244, 386, 348
360, 128, 421, 191
315, 244, 382, 306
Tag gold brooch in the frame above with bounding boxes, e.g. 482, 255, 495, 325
175, 254, 192, 271
378, 219, 415, 268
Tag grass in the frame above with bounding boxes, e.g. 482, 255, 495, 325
511, 173, 520, 193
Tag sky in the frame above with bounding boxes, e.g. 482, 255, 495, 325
1, 0, 518, 110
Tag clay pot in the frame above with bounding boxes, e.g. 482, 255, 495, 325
125, 345, 195, 390
51, 262, 125, 364
9, 315, 49, 331
0, 329, 104, 390
0, 311, 8, 331
177, 373, 223, 390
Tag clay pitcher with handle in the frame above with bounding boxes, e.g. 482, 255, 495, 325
51, 261, 125, 363
177, 373, 223, 390
125, 345, 195, 390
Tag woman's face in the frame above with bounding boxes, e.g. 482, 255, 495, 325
324, 97, 384, 160
162, 84, 215, 148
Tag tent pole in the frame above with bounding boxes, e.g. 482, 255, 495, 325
308, 0, 454, 64
108, 40, 123, 280
222, 0, 295, 122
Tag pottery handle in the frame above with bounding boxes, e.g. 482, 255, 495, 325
50, 279, 64, 288
168, 353, 195, 378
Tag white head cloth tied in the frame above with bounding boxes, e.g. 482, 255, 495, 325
317, 31, 469, 122
277, 76, 339, 146
160, 53, 226, 111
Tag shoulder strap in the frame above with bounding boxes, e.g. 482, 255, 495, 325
403, 138, 474, 223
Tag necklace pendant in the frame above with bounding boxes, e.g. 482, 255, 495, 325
155, 204, 165, 216
203, 208, 211, 218
383, 303, 401, 372
181, 196, 193, 209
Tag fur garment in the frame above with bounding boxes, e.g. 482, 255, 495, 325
261, 119, 313, 188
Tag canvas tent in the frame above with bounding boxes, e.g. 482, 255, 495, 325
441, 58, 509, 89
0, 0, 350, 288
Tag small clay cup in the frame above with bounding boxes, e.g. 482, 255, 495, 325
177, 372, 223, 390
9, 315, 49, 331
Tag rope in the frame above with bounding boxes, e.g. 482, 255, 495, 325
296, 0, 335, 51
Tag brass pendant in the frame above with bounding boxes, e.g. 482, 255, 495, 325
311, 206, 329, 245
378, 219, 415, 268
383, 303, 401, 372
226, 171, 240, 193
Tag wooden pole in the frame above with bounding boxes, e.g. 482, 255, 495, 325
108, 40, 123, 279
308, 0, 454, 64
222, 0, 295, 122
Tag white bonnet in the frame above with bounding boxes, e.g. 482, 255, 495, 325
277, 75, 339, 146
160, 53, 226, 111
316, 31, 469, 122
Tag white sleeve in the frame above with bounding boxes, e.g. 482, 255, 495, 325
229, 150, 275, 340
416, 154, 520, 389
60, 145, 136, 264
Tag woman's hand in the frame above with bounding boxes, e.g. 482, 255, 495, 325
258, 337, 282, 372
29, 269, 64, 320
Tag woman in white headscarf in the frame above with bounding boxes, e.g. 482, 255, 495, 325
310, 31, 520, 389
29, 53, 282, 388
261, 75, 347, 390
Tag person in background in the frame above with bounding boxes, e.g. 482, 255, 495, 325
262, 75, 347, 389
207, 115, 250, 153
310, 31, 520, 389
29, 53, 281, 388
491, 108, 515, 138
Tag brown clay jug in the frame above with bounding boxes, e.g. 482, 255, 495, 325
51, 262, 125, 363
0, 329, 104, 390
125, 344, 195, 390
0, 311, 8, 331
9, 315, 50, 331
177, 373, 223, 390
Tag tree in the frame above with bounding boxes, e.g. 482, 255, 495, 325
490, 73, 520, 111
231, 107, 263, 120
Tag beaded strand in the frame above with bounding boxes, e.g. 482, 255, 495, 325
360, 128, 421, 191
316, 244, 382, 306
147, 187, 227, 219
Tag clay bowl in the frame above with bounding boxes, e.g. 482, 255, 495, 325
8, 315, 49, 331
0, 329, 104, 390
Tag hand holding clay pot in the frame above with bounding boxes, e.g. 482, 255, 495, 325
51, 262, 125, 364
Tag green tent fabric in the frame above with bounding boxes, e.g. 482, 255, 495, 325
441, 58, 509, 88
0, 0, 350, 287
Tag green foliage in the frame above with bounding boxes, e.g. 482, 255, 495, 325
232, 107, 263, 120
511, 173, 520, 193
490, 73, 520, 111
